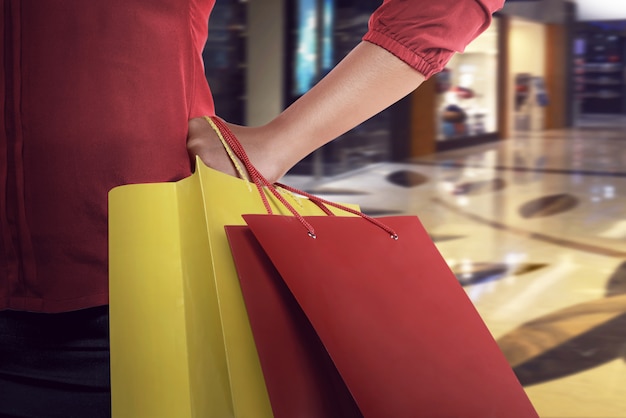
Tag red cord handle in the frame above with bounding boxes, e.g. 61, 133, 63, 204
208, 116, 399, 240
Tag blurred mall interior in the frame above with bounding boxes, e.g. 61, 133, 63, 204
204, 1, 626, 416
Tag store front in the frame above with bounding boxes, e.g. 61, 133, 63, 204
434, 20, 501, 150
573, 21, 626, 116
408, 0, 574, 157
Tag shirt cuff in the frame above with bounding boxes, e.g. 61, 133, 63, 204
362, 30, 452, 79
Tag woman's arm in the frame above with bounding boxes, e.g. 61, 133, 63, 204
188, 0, 505, 182
187, 41, 424, 183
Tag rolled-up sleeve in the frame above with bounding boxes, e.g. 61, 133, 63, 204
363, 0, 505, 78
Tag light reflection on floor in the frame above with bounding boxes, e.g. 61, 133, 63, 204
283, 125, 626, 417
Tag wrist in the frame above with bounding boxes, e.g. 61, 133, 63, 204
251, 120, 296, 181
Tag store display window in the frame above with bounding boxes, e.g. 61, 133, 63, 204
435, 19, 500, 142
574, 21, 626, 115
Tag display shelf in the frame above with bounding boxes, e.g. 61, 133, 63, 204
580, 92, 622, 98
582, 78, 622, 86
583, 63, 623, 72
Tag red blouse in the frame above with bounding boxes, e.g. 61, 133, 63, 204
1, 0, 503, 313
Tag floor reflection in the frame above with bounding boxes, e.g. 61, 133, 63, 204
606, 262, 626, 297
497, 295, 626, 387
518, 193, 580, 218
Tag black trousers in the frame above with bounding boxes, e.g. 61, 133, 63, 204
0, 306, 111, 418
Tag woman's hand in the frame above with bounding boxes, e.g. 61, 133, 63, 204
186, 117, 288, 184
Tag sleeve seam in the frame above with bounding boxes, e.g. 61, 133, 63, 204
362, 29, 439, 79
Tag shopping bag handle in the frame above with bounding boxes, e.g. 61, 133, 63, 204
203, 116, 328, 223
203, 116, 398, 240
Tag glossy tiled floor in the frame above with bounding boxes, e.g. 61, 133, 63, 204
283, 117, 626, 417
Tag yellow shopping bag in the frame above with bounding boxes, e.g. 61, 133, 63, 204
109, 118, 353, 418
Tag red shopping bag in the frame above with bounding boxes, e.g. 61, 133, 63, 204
227, 214, 538, 418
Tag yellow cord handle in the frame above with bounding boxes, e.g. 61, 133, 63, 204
202, 115, 250, 184
202, 115, 305, 208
